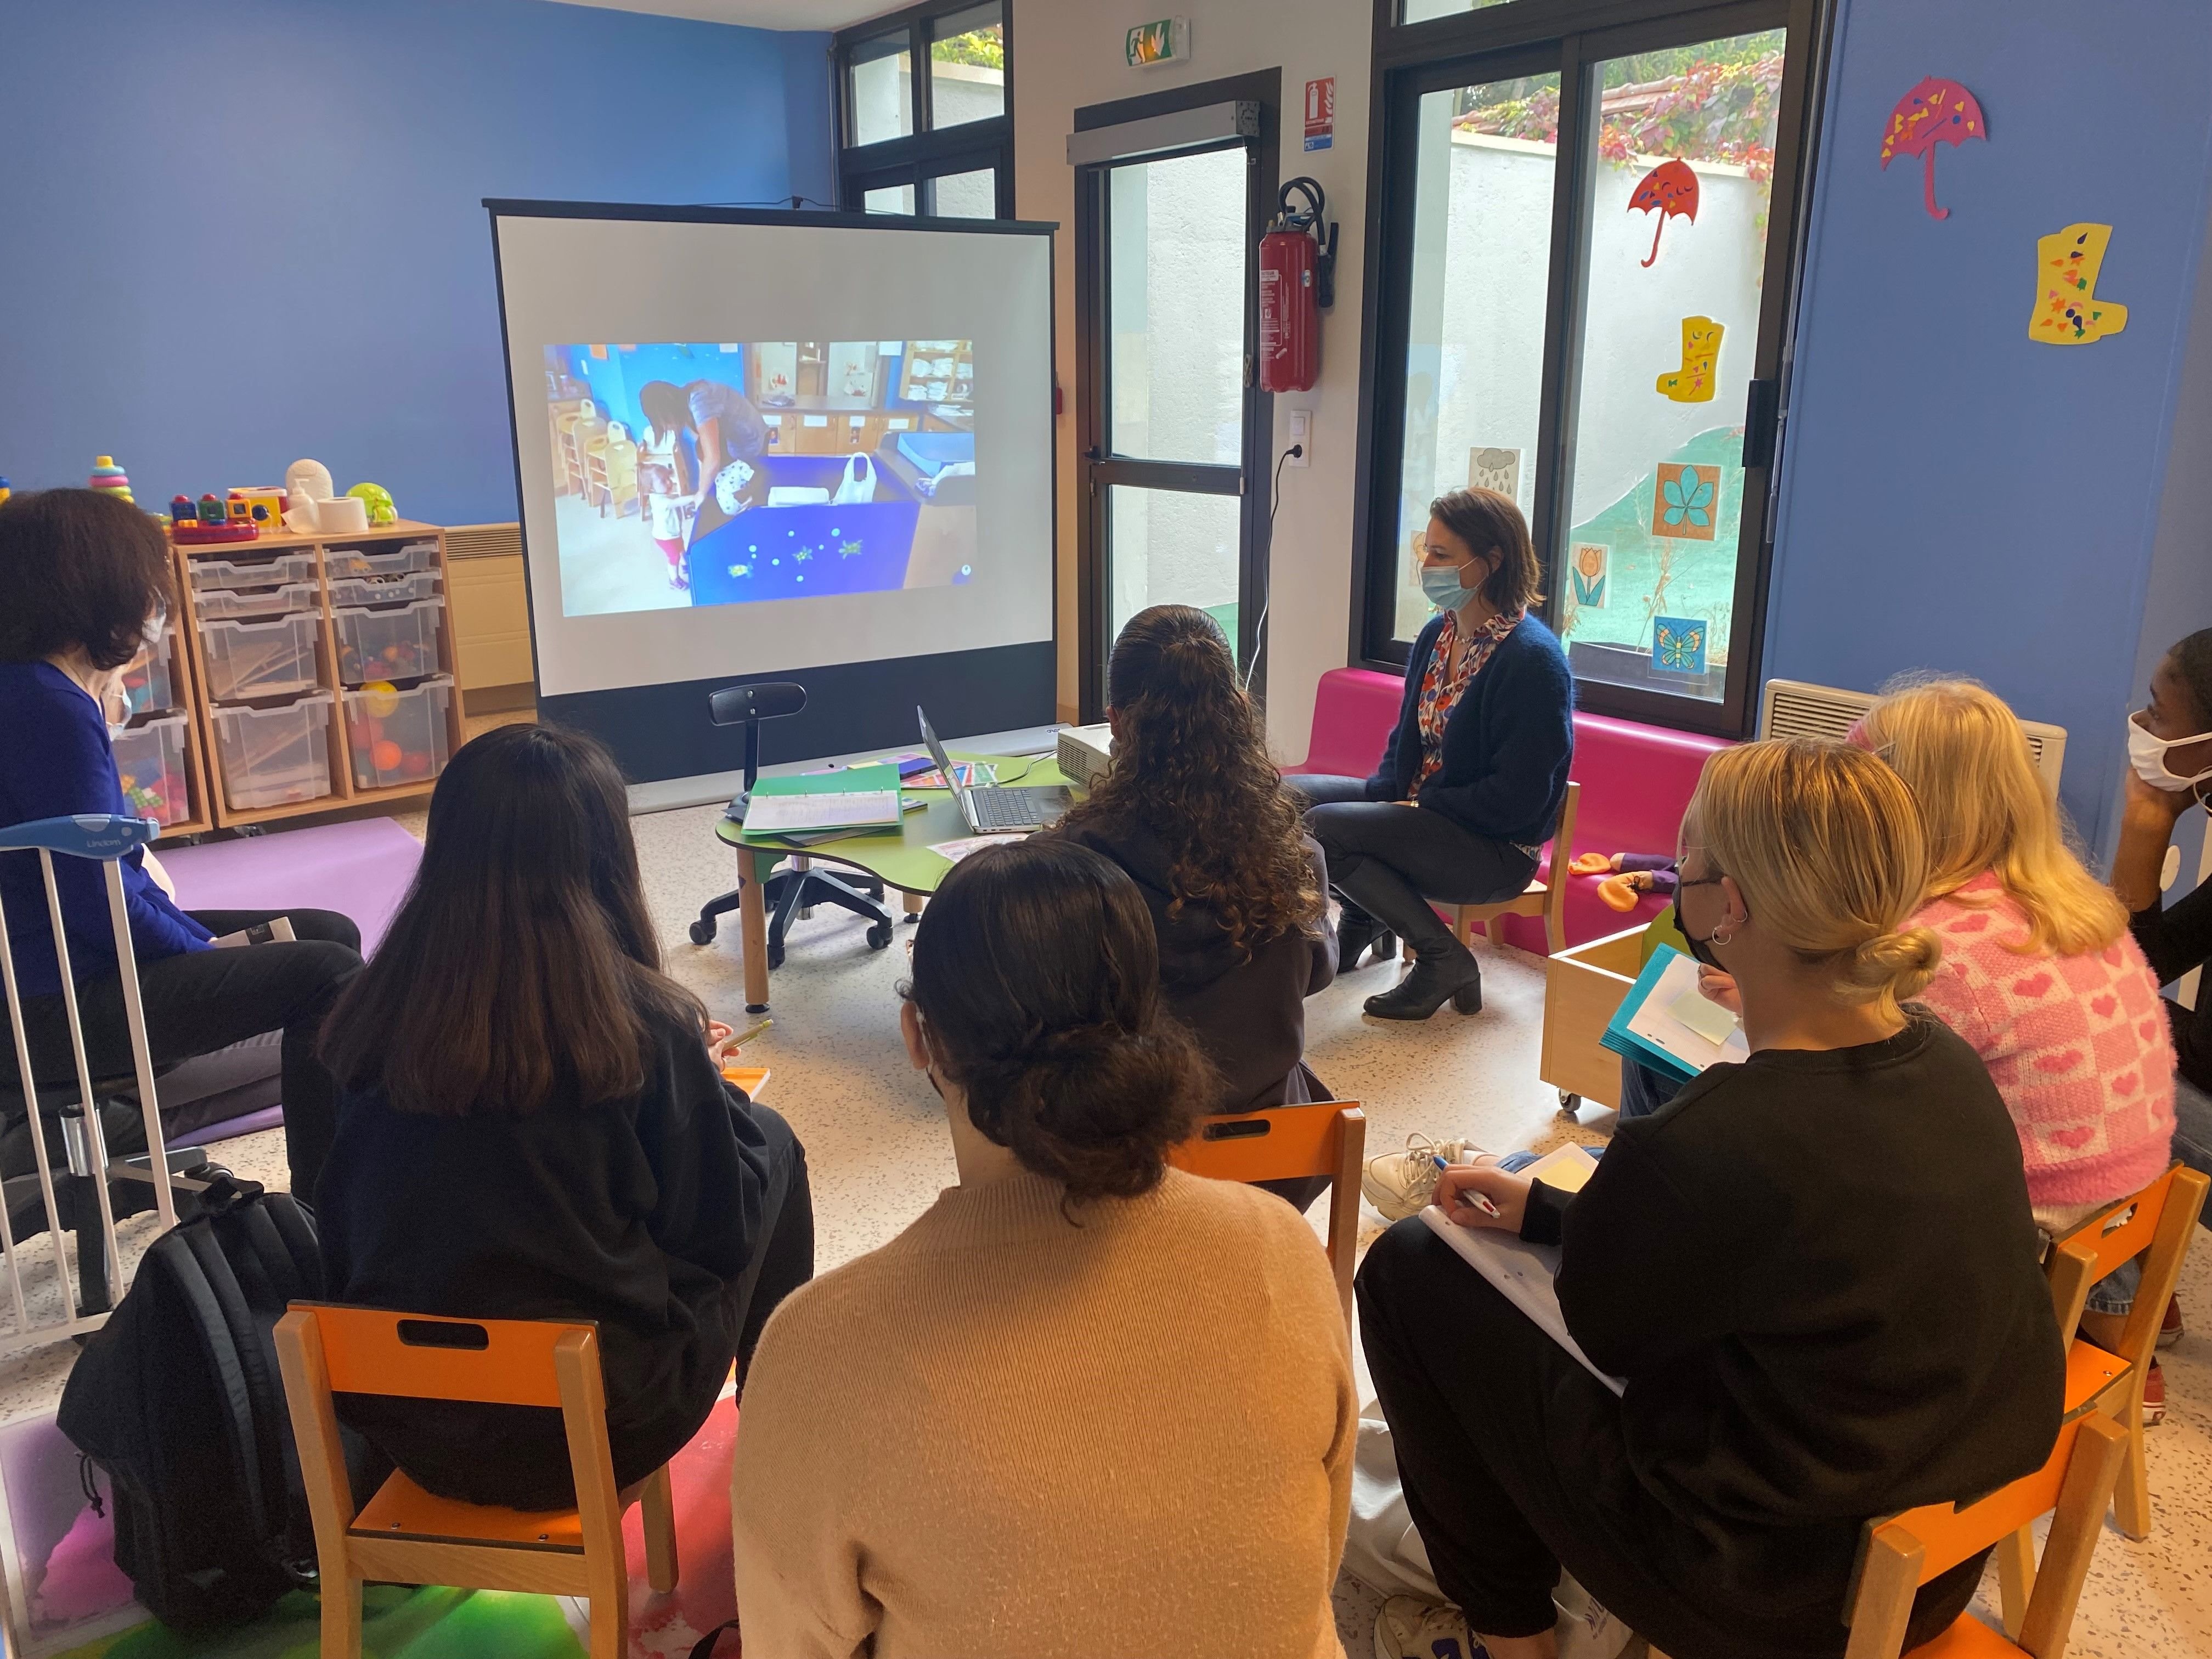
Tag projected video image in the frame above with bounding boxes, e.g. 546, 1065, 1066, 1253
543, 341, 978, 617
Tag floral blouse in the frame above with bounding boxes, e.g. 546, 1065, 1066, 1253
1412, 607, 1526, 797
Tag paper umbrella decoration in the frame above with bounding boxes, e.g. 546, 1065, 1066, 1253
1628, 160, 1700, 267
1880, 77, 1986, 220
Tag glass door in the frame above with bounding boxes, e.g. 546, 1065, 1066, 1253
1359, 0, 1820, 738
1074, 84, 1277, 719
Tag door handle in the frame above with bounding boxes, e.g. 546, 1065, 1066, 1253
1742, 379, 1780, 470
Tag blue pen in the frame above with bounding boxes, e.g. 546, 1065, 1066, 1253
1435, 1154, 1502, 1218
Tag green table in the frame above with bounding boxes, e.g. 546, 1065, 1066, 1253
710, 751, 1074, 1010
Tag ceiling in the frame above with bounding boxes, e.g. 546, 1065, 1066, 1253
546, 0, 905, 30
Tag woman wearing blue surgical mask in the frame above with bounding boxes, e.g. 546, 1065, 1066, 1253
1285, 489, 1573, 1020
0, 490, 362, 1199
2112, 627, 2212, 1225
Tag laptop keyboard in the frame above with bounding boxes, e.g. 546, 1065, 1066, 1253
971, 787, 1067, 831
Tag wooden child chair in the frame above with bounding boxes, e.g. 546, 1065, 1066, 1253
1405, 782, 1582, 962
275, 1305, 678, 1659
1167, 1103, 1365, 1330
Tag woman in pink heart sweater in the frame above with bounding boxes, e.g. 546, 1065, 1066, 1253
1856, 681, 2176, 1316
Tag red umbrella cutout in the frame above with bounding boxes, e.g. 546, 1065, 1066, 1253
1880, 77, 1986, 219
1629, 160, 1699, 268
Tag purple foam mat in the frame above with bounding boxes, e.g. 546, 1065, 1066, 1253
161, 817, 421, 957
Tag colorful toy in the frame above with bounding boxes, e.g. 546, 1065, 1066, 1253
169, 491, 259, 544
88, 456, 134, 503
0, 478, 12, 506
346, 482, 397, 524
371, 738, 403, 772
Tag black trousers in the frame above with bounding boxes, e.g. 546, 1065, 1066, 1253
1286, 775, 1536, 957
8, 909, 362, 1199
1356, 1218, 1984, 1658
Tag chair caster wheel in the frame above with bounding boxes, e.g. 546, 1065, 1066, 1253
866, 922, 893, 950
689, 918, 716, 946
1558, 1091, 1581, 1117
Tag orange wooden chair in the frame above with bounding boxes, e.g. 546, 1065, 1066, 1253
1168, 1103, 1365, 1330
275, 1305, 678, 1659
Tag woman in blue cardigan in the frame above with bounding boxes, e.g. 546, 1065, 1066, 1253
0, 490, 362, 1195
1287, 489, 1573, 1020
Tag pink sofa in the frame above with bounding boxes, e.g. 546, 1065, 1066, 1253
1285, 666, 1731, 955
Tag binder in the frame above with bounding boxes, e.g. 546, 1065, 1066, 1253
1598, 945, 1748, 1085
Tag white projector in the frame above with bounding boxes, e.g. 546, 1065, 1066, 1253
1056, 723, 1114, 788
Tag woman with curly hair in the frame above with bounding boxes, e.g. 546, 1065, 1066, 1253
1053, 605, 1337, 1132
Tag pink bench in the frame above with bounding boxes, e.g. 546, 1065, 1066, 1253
1285, 665, 1731, 955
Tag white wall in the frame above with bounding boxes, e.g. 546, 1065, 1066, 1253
1013, 0, 1373, 753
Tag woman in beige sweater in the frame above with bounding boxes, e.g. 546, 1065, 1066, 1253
731, 839, 1357, 1658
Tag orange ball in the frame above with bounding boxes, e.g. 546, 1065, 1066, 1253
371, 739, 403, 771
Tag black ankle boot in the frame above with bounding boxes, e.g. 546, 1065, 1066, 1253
1337, 913, 1396, 974
1363, 947, 1482, 1020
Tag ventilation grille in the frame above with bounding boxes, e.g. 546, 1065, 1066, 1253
1759, 678, 2068, 793
443, 521, 523, 561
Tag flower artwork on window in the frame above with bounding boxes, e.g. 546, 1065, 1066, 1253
1571, 542, 1610, 610
1651, 463, 1720, 541
1652, 616, 1709, 675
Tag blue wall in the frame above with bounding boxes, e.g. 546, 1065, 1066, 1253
0, 0, 832, 527
1766, 0, 2212, 851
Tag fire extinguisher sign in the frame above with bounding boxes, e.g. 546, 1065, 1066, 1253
1304, 77, 1335, 152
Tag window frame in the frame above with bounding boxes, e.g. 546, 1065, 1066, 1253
1349, 0, 1835, 739
833, 0, 1015, 218
1071, 71, 1282, 721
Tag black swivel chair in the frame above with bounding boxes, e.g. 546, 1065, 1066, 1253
689, 682, 899, 965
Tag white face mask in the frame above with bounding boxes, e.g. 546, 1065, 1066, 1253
2128, 712, 2212, 793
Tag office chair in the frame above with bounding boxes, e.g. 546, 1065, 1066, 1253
689, 682, 898, 964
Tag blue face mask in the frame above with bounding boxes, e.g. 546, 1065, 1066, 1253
1420, 561, 1485, 613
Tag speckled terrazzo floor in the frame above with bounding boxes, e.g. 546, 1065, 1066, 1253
4, 728, 2209, 1656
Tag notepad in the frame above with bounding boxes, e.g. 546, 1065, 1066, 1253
1599, 945, 1748, 1084
1419, 1206, 1624, 1396
738, 763, 902, 838
721, 1065, 771, 1099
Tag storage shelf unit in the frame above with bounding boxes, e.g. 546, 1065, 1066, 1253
170, 520, 465, 831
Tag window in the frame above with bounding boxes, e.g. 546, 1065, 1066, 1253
835, 1, 1013, 219
1073, 76, 1278, 717
1356, 0, 1827, 738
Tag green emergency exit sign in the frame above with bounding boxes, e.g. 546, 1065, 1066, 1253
1125, 17, 1187, 68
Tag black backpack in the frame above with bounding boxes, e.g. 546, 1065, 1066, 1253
57, 1175, 362, 1630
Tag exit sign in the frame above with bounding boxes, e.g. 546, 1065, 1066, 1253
1125, 16, 1188, 68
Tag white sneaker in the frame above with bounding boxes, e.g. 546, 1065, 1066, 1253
1375, 1595, 1482, 1659
1364, 1134, 1477, 1222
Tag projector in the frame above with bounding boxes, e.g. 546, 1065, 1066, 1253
1056, 723, 1114, 788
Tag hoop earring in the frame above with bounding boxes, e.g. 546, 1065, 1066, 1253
1709, 924, 1737, 946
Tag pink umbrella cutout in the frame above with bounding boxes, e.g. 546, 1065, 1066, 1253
1628, 160, 1700, 268
1880, 77, 1986, 220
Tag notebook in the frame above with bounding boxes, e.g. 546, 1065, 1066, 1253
1421, 1143, 1623, 1397
720, 1065, 771, 1099
1598, 945, 1749, 1085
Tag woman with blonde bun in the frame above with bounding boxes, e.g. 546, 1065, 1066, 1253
1359, 738, 2061, 1659
1856, 680, 2175, 1333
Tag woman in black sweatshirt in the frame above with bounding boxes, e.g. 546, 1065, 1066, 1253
1359, 738, 2063, 1659
1053, 606, 1335, 1199
315, 723, 813, 1510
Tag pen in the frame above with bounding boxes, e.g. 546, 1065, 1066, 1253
1435, 1155, 1502, 1219
720, 1015, 772, 1055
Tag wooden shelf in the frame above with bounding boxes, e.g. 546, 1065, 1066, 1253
170, 522, 466, 832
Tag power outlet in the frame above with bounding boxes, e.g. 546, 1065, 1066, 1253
1286, 409, 1312, 467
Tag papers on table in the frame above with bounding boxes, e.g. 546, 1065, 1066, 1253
929, 833, 1024, 865
1600, 946, 1748, 1084
740, 789, 900, 836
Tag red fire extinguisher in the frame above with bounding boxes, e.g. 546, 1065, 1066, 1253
1258, 177, 1337, 394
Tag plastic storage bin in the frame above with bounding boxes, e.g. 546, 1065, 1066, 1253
211, 693, 334, 810
198, 613, 323, 702
121, 626, 180, 718
344, 675, 453, 789
193, 580, 320, 621
332, 597, 444, 686
326, 540, 437, 580
327, 569, 441, 611
111, 714, 192, 827
189, 552, 319, 591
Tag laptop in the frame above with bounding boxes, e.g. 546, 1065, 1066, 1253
917, 707, 1073, 834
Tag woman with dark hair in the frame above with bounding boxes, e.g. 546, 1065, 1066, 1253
1054, 605, 1335, 1128
1287, 487, 1574, 1020
637, 376, 769, 557
0, 489, 360, 1197
315, 723, 812, 1510
731, 839, 1355, 1658
2111, 625, 2212, 1228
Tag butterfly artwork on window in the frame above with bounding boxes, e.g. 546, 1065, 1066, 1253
1650, 463, 1721, 542
1651, 616, 1709, 676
